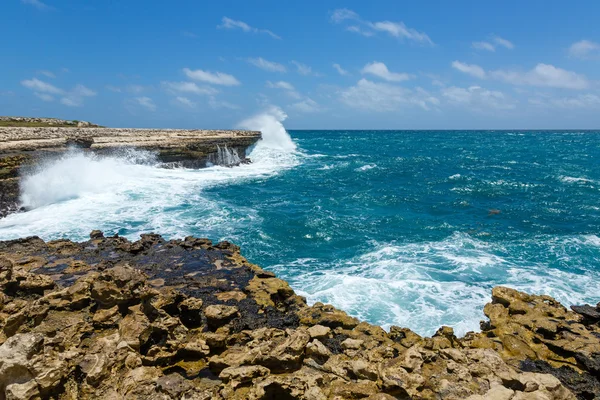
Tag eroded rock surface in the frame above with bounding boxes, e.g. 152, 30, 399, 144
0, 233, 597, 399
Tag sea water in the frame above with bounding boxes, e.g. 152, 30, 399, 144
1, 109, 599, 336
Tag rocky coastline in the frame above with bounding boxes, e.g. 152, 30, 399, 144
0, 232, 599, 399
0, 124, 261, 218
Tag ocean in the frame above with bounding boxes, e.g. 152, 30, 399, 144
1, 111, 599, 336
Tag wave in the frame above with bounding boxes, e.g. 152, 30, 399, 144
0, 107, 299, 241
270, 232, 600, 336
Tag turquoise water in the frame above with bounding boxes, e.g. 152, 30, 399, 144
1, 127, 599, 336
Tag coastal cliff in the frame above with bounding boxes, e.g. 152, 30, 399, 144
0, 233, 598, 399
0, 121, 261, 218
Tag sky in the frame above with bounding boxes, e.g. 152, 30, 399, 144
2, 0, 600, 129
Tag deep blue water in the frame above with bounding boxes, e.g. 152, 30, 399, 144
1, 129, 599, 335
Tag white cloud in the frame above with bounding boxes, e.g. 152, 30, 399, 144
60, 84, 96, 107
248, 57, 287, 73
38, 70, 56, 78
21, 78, 63, 94
208, 97, 239, 110
291, 98, 321, 113
346, 26, 374, 37
21, 0, 51, 10
333, 63, 350, 76
442, 86, 515, 110
22, 78, 95, 106
493, 36, 514, 49
291, 61, 316, 76
266, 81, 295, 91
183, 68, 240, 86
218, 17, 280, 40
162, 81, 219, 96
34, 93, 54, 102
330, 8, 360, 23
491, 63, 589, 89
472, 36, 513, 52
266, 81, 301, 99
472, 41, 495, 52
370, 21, 433, 45
361, 61, 412, 82
134, 97, 156, 111
105, 85, 122, 93
331, 9, 432, 45
451, 61, 486, 79
569, 40, 600, 59
174, 96, 196, 108
340, 78, 439, 111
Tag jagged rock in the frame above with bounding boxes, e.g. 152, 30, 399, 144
0, 234, 590, 399
0, 333, 43, 397
307, 324, 331, 339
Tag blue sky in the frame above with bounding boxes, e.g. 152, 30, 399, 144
3, 0, 600, 129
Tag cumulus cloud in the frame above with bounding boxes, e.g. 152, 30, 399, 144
472, 41, 495, 52
330, 8, 360, 23
361, 61, 412, 82
34, 93, 54, 102
218, 17, 281, 40
37, 70, 56, 78
569, 40, 600, 59
451, 61, 486, 79
346, 26, 375, 37
330, 8, 432, 45
491, 63, 589, 89
183, 68, 240, 86
266, 81, 301, 99
266, 81, 295, 91
472, 36, 513, 52
21, 78, 95, 106
340, 79, 439, 111
370, 21, 433, 45
290, 98, 321, 113
333, 63, 350, 76
60, 84, 96, 107
162, 81, 219, 96
442, 85, 515, 110
248, 57, 287, 73
21, 78, 63, 94
493, 36, 514, 49
174, 96, 196, 108
134, 97, 156, 111
291, 61, 316, 76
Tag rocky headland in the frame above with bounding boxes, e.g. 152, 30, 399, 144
0, 119, 261, 218
0, 232, 599, 399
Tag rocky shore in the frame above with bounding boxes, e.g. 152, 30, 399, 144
0, 232, 599, 399
0, 125, 261, 218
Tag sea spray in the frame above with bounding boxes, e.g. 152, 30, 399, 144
238, 106, 297, 152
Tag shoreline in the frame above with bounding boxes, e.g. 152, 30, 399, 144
0, 232, 598, 398
0, 127, 261, 218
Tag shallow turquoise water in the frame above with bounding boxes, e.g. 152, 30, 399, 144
1, 129, 599, 335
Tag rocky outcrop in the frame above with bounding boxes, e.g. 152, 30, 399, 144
0, 127, 261, 217
0, 117, 100, 128
0, 232, 598, 399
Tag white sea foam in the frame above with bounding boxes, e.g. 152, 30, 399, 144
0, 107, 299, 241
355, 164, 377, 172
271, 232, 600, 336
